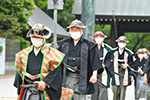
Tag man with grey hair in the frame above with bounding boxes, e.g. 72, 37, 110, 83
58, 19, 102, 100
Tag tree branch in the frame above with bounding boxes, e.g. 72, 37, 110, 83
132, 34, 148, 52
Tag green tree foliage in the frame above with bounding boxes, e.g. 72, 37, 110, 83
34, 0, 75, 28
95, 24, 150, 52
125, 32, 150, 52
0, 0, 36, 38
95, 24, 111, 44
15, 36, 31, 49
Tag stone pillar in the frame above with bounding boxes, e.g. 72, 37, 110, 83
81, 0, 95, 40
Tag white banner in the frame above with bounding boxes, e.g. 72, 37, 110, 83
0, 38, 5, 75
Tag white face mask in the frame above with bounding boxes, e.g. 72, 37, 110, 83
95, 38, 104, 44
31, 37, 44, 47
118, 43, 126, 48
69, 32, 82, 40
138, 54, 144, 59
143, 53, 147, 57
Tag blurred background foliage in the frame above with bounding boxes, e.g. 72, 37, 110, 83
0, 0, 75, 49
0, 0, 36, 49
125, 32, 150, 52
95, 24, 150, 52
0, 0, 36, 37
95, 24, 111, 44
0, 0, 149, 52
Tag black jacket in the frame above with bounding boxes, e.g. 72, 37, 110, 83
145, 56, 150, 84
58, 37, 102, 94
14, 64, 63, 100
130, 58, 147, 72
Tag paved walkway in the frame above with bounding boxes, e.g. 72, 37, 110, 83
0, 74, 17, 100
108, 81, 135, 100
0, 74, 135, 100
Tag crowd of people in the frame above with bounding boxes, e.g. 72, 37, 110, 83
13, 19, 150, 100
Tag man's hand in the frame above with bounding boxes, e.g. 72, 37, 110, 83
17, 95, 19, 100
90, 75, 97, 83
89, 70, 98, 83
121, 63, 128, 69
138, 68, 144, 75
34, 81, 47, 91
140, 71, 144, 75
144, 74, 148, 84
131, 76, 134, 83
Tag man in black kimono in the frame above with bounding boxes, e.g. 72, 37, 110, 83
144, 50, 150, 99
111, 36, 134, 100
130, 48, 148, 99
58, 19, 102, 100
14, 23, 66, 100
91, 31, 113, 100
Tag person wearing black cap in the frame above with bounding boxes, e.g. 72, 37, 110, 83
58, 19, 102, 100
91, 31, 113, 100
111, 36, 134, 100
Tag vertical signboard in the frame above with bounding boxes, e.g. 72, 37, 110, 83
47, 0, 64, 10
0, 38, 5, 75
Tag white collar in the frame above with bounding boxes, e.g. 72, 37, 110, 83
34, 47, 41, 56
74, 41, 78, 46
119, 48, 124, 55
101, 43, 104, 47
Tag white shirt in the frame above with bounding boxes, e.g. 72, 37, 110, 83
119, 48, 124, 55
34, 47, 41, 56
74, 41, 79, 46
